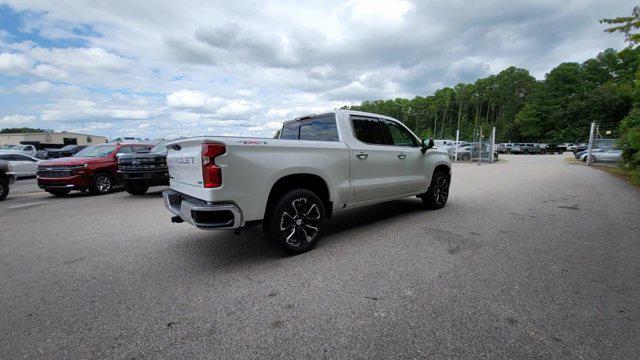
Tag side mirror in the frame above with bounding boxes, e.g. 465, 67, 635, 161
421, 138, 435, 153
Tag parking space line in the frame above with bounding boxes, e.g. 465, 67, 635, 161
7, 201, 49, 209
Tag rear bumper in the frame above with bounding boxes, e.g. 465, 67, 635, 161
163, 190, 243, 230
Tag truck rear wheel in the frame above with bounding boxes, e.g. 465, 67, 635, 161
0, 178, 8, 201
422, 171, 450, 209
264, 189, 325, 255
124, 180, 149, 195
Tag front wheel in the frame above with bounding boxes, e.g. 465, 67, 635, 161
124, 180, 149, 195
422, 171, 450, 209
461, 154, 470, 161
264, 189, 325, 255
0, 178, 9, 201
90, 173, 113, 195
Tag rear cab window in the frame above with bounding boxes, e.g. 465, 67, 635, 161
280, 114, 339, 141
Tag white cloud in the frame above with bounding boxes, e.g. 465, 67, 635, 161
31, 64, 68, 80
28, 47, 131, 72
1, 114, 37, 125
0, 52, 31, 75
166, 89, 209, 108
15, 81, 54, 93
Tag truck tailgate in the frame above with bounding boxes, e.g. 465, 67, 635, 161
166, 139, 207, 198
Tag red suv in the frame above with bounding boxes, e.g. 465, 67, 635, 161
37, 143, 153, 196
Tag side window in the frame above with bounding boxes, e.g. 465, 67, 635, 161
351, 117, 386, 145
280, 122, 299, 140
0, 154, 10, 160
298, 116, 339, 141
280, 115, 339, 141
133, 145, 150, 152
380, 119, 418, 147
15, 155, 33, 161
118, 146, 133, 154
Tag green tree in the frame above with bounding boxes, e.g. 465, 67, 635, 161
600, 5, 640, 45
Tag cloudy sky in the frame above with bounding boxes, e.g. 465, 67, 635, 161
0, 0, 630, 139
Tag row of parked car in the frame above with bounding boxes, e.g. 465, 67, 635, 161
433, 140, 499, 162
0, 141, 171, 201
0, 143, 87, 159
496, 143, 579, 154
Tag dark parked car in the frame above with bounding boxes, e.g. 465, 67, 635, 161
45, 145, 86, 159
118, 141, 170, 195
540, 143, 562, 154
0, 159, 16, 201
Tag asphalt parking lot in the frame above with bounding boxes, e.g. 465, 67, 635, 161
1, 154, 638, 359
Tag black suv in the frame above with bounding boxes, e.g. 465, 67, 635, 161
117, 141, 169, 195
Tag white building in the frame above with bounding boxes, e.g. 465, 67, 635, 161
0, 132, 107, 148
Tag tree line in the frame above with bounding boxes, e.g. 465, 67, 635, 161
343, 47, 638, 144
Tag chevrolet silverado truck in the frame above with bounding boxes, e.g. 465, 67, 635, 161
118, 141, 170, 195
0, 159, 16, 201
163, 110, 451, 254
37, 143, 153, 196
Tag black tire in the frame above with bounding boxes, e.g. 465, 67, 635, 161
90, 172, 113, 195
422, 171, 450, 209
462, 154, 470, 161
124, 180, 149, 195
47, 189, 70, 197
557, 150, 563, 154
0, 178, 9, 201
264, 189, 325, 255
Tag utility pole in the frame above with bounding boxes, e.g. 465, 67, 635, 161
478, 126, 483, 166
586, 122, 595, 166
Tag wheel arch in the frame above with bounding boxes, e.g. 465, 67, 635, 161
265, 173, 333, 219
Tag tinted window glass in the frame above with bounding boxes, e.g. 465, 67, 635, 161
118, 146, 133, 154
133, 145, 151, 152
75, 145, 117, 157
280, 115, 339, 141
280, 122, 300, 140
352, 117, 385, 145
381, 119, 418, 147
299, 116, 339, 141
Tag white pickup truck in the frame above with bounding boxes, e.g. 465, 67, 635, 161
163, 110, 451, 254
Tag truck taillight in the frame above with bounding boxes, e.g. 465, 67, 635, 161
202, 143, 225, 188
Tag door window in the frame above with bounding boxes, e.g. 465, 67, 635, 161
351, 117, 386, 145
380, 119, 418, 147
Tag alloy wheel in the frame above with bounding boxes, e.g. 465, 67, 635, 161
95, 175, 112, 193
433, 176, 449, 207
279, 197, 321, 247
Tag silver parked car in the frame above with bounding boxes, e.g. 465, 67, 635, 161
581, 149, 622, 163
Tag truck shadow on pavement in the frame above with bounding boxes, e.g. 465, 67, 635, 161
171, 198, 430, 266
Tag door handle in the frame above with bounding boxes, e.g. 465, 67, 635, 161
397, 153, 406, 159
356, 152, 368, 159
